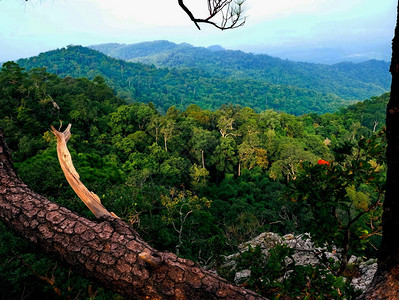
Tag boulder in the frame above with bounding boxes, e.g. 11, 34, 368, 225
221, 232, 377, 292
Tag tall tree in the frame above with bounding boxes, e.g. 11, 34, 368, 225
361, 1, 399, 298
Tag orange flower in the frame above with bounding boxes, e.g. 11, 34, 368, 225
318, 159, 330, 166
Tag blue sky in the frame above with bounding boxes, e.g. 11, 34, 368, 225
0, 0, 397, 63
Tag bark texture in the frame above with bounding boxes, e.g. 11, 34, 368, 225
379, 0, 399, 273
360, 1, 399, 299
0, 129, 265, 299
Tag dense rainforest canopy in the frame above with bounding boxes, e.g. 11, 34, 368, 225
90, 41, 391, 101
17, 44, 390, 115
0, 61, 389, 298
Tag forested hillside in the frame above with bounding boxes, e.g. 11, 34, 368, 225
0, 62, 387, 299
90, 41, 391, 101
18, 45, 376, 115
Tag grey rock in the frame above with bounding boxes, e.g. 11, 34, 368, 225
351, 260, 377, 292
222, 232, 376, 292
234, 269, 252, 284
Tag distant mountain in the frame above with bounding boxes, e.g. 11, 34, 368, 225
207, 45, 225, 52
17, 45, 390, 115
89, 41, 391, 102
261, 41, 392, 64
89, 41, 184, 61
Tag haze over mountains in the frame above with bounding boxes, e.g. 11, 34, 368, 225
16, 41, 391, 115
246, 40, 392, 64
90, 40, 392, 65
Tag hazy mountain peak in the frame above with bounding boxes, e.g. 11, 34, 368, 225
207, 45, 225, 52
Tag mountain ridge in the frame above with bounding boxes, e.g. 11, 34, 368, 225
14, 44, 387, 115
89, 41, 390, 102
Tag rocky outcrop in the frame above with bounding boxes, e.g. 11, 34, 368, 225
222, 232, 377, 293
351, 260, 377, 292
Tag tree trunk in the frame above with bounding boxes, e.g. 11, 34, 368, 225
360, 1, 399, 298
0, 130, 265, 300
201, 150, 205, 169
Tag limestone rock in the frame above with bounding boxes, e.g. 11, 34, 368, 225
222, 232, 376, 292
234, 269, 252, 284
351, 260, 377, 292
238, 232, 283, 253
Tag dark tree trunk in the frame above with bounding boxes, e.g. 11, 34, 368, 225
379, 0, 399, 272
0, 130, 265, 300
360, 1, 399, 298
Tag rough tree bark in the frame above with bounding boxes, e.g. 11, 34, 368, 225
360, 1, 399, 299
0, 128, 265, 299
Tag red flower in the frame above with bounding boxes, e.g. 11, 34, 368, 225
318, 159, 330, 166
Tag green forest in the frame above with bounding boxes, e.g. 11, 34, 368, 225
89, 41, 390, 101
0, 59, 389, 299
17, 45, 390, 116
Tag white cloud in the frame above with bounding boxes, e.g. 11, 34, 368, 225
246, 0, 319, 20
0, 0, 397, 62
